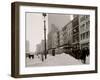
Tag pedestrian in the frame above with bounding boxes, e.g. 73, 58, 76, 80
80, 48, 87, 64
41, 52, 44, 62
86, 47, 89, 56
77, 48, 81, 59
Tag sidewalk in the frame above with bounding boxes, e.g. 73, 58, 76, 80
26, 53, 88, 67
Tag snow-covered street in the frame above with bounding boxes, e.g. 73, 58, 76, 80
26, 53, 89, 67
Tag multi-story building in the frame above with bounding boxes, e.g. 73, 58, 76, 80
47, 14, 71, 55
79, 15, 90, 49
36, 39, 48, 55
48, 24, 59, 54
52, 31, 60, 54
62, 21, 73, 45
36, 44, 41, 54
61, 21, 73, 53
52, 31, 59, 48
59, 30, 64, 46
58, 30, 64, 53
72, 15, 80, 49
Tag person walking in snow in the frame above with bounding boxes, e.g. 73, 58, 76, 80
80, 48, 87, 64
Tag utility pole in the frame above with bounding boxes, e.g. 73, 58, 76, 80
42, 13, 47, 59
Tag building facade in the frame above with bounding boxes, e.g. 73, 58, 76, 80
61, 21, 73, 53
72, 15, 80, 49
52, 31, 60, 48
36, 44, 41, 55
36, 39, 48, 55
59, 30, 64, 46
47, 24, 59, 54
79, 15, 90, 49
47, 14, 71, 55
62, 21, 73, 45
52, 30, 60, 54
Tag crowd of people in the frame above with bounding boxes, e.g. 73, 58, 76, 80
69, 47, 89, 64
26, 53, 34, 59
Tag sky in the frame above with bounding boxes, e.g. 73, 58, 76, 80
26, 13, 71, 53
26, 13, 48, 53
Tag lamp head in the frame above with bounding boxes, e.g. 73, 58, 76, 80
42, 13, 46, 17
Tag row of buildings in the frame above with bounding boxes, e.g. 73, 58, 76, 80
36, 14, 90, 56
47, 15, 90, 55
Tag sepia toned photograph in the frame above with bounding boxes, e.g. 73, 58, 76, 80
11, 2, 97, 78
25, 13, 90, 67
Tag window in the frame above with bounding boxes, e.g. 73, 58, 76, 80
86, 15, 89, 19
73, 36, 79, 42
86, 32, 88, 38
83, 33, 85, 39
73, 18, 79, 27
80, 16, 85, 22
81, 34, 83, 40
86, 31, 90, 38
80, 24, 85, 32
86, 21, 90, 29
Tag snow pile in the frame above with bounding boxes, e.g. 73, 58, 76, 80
26, 53, 83, 67
43, 53, 82, 66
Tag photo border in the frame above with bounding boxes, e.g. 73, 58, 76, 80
11, 2, 98, 78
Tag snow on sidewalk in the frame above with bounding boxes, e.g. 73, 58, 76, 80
42, 53, 82, 66
26, 53, 83, 67
26, 55, 43, 67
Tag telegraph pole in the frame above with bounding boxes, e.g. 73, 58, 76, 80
42, 13, 47, 59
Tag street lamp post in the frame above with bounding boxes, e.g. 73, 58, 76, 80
42, 13, 47, 59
